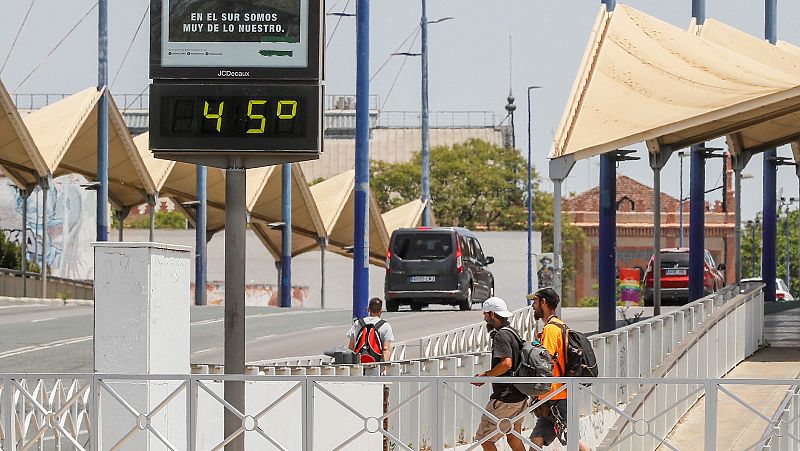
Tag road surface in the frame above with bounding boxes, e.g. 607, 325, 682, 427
0, 300, 669, 373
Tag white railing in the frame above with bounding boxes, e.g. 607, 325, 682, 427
599, 283, 764, 450
588, 284, 745, 381
1, 374, 798, 451
761, 382, 800, 451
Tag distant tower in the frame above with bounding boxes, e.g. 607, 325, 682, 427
504, 33, 516, 149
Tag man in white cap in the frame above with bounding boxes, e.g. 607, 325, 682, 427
472, 297, 527, 451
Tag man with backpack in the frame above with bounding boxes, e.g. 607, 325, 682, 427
472, 297, 528, 451
347, 297, 394, 363
527, 288, 590, 451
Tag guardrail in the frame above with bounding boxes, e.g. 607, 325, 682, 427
599, 283, 764, 450
1, 374, 796, 451
0, 267, 93, 300
253, 285, 742, 368
761, 378, 800, 451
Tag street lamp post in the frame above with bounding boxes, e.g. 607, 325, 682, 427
526, 86, 541, 300
679, 150, 686, 247
780, 196, 795, 289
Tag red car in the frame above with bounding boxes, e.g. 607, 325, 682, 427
642, 248, 726, 305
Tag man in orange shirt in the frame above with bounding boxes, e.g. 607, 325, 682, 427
527, 288, 588, 451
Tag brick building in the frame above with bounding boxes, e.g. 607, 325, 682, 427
564, 171, 736, 303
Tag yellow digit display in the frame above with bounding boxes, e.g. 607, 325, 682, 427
246, 100, 267, 134
277, 100, 298, 120
203, 101, 224, 132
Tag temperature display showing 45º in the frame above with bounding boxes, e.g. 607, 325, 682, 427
150, 82, 320, 152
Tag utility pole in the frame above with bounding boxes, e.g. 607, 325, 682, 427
353, 0, 370, 320
526, 86, 541, 299
420, 0, 431, 226
97, 0, 109, 242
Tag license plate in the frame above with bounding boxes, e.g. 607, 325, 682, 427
409, 275, 436, 283
665, 269, 686, 276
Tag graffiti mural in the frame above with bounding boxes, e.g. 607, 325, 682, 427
191, 281, 310, 307
0, 173, 96, 280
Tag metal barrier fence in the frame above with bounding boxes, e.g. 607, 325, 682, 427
253, 284, 744, 368
1, 374, 797, 451
761, 381, 800, 451
0, 268, 93, 300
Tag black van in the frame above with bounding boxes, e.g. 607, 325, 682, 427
384, 227, 495, 311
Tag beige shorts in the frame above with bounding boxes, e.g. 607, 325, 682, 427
474, 399, 528, 443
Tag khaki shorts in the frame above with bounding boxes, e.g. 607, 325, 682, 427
474, 399, 528, 443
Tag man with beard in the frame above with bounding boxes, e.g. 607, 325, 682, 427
472, 297, 528, 451
527, 287, 589, 451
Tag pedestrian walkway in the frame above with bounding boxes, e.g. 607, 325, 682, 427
661, 306, 800, 451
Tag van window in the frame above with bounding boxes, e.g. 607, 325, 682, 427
458, 235, 472, 258
392, 233, 453, 260
470, 238, 485, 261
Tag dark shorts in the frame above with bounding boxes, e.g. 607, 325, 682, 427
530, 399, 568, 446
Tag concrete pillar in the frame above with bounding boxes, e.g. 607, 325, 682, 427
93, 242, 191, 450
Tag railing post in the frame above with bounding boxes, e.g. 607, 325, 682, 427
303, 377, 314, 450
704, 380, 717, 451
432, 378, 443, 451
91, 376, 100, 451
2, 377, 15, 450
567, 378, 579, 450
187, 377, 196, 451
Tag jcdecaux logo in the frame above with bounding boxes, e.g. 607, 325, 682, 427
218, 70, 251, 77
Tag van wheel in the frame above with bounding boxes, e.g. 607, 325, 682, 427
386, 299, 399, 312
459, 287, 473, 311
410, 303, 424, 311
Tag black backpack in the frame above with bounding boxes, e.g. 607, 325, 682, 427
353, 319, 387, 363
500, 327, 554, 396
548, 319, 599, 378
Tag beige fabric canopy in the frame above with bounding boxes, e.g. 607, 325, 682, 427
382, 199, 426, 235
0, 81, 49, 187
132, 132, 226, 232
24, 88, 156, 208
550, 4, 800, 161
309, 170, 390, 266
693, 19, 800, 155
248, 164, 326, 259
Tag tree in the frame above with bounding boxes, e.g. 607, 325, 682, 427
0, 229, 38, 272
370, 139, 585, 304
743, 209, 800, 296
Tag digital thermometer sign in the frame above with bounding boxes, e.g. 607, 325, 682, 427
150, 83, 320, 153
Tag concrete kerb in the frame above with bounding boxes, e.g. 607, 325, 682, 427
0, 295, 94, 307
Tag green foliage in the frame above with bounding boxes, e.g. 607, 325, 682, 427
370, 139, 585, 304
0, 229, 37, 272
743, 210, 800, 295
115, 211, 188, 230
309, 177, 326, 186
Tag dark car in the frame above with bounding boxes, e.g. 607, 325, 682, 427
384, 227, 495, 311
642, 248, 726, 305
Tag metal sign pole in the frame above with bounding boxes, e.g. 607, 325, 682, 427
224, 162, 246, 451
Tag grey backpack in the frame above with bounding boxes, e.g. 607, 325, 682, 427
501, 327, 554, 397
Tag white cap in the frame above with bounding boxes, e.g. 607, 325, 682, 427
482, 297, 512, 317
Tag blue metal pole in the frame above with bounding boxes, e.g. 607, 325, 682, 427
601, 0, 616, 12
281, 163, 292, 308
353, 0, 370, 320
527, 89, 533, 299
598, 154, 616, 333
96, 0, 108, 242
689, 144, 705, 301
692, 0, 706, 25
420, 0, 431, 226
196, 165, 207, 306
763, 0, 778, 302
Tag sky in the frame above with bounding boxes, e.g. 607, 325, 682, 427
2, 0, 800, 220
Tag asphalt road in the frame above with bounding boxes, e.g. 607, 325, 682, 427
0, 300, 669, 373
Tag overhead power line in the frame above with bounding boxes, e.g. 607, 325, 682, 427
13, 2, 99, 93
1, 0, 38, 76
111, 2, 150, 88
325, 0, 351, 51
370, 26, 419, 82
381, 30, 421, 111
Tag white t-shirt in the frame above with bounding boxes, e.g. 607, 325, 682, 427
346, 316, 395, 343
